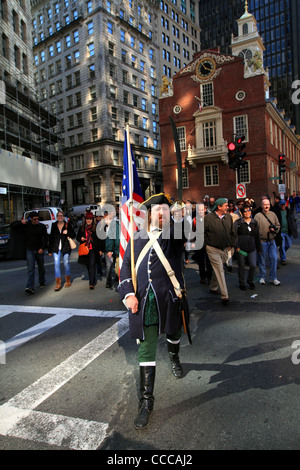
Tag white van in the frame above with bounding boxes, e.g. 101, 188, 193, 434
69, 204, 100, 219
23, 207, 62, 234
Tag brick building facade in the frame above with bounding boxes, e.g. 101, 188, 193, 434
159, 46, 300, 204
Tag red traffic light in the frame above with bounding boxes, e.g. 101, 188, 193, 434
236, 135, 245, 144
278, 154, 286, 175
227, 142, 236, 151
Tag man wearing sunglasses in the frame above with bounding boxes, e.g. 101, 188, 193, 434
20, 211, 48, 294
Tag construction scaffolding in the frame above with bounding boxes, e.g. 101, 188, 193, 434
0, 78, 62, 222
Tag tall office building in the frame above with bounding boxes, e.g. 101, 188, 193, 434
199, 0, 300, 134
31, 0, 161, 206
158, 0, 200, 78
246, 0, 300, 134
31, 0, 201, 208
0, 0, 61, 221
198, 0, 244, 53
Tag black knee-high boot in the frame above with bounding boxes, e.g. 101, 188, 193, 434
168, 341, 183, 378
134, 366, 155, 430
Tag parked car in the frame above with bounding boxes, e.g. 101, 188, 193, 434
0, 224, 10, 257
69, 204, 101, 219
23, 207, 62, 234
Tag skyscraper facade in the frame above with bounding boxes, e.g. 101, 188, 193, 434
199, 0, 300, 134
30, 0, 201, 207
247, 0, 300, 133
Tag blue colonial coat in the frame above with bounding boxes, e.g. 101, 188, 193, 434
119, 224, 186, 340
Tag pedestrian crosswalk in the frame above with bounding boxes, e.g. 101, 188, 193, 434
0, 305, 128, 450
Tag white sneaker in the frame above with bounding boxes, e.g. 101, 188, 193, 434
272, 279, 281, 286
259, 278, 265, 284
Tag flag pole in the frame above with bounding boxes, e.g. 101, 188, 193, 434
126, 125, 137, 292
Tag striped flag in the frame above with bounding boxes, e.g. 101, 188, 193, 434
119, 129, 143, 273
195, 95, 203, 112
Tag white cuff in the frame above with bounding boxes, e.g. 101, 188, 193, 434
125, 292, 135, 299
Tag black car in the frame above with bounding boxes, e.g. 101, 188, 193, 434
0, 224, 10, 257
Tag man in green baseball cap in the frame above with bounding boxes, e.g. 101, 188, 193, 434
204, 198, 237, 304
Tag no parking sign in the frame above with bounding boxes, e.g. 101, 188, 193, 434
236, 183, 246, 200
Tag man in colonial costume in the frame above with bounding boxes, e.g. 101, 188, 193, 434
118, 193, 189, 429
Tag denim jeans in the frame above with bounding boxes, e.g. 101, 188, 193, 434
53, 251, 71, 278
97, 253, 104, 276
105, 253, 114, 283
26, 249, 45, 289
279, 232, 292, 262
257, 240, 278, 281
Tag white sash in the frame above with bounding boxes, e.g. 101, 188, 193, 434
135, 230, 182, 299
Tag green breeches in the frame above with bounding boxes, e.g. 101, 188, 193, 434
138, 286, 182, 363
138, 325, 182, 363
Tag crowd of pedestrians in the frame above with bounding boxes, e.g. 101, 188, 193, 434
10, 205, 120, 294
185, 192, 298, 304
10, 191, 298, 301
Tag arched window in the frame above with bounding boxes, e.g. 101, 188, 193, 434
238, 49, 253, 61
243, 23, 248, 35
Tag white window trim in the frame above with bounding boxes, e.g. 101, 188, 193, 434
200, 81, 214, 108
174, 126, 186, 151
235, 160, 251, 184
175, 167, 189, 189
233, 114, 249, 142
204, 163, 219, 187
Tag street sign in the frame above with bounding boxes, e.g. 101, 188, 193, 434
278, 184, 286, 193
236, 183, 246, 199
269, 176, 280, 180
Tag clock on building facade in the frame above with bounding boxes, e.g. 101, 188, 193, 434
196, 58, 216, 79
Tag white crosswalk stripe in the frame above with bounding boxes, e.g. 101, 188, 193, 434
0, 306, 128, 450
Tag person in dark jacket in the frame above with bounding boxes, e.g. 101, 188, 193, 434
105, 213, 120, 288
48, 210, 76, 290
234, 205, 261, 290
76, 211, 102, 289
17, 211, 48, 294
277, 199, 298, 264
204, 198, 237, 304
95, 211, 106, 278
118, 193, 188, 430
191, 203, 212, 284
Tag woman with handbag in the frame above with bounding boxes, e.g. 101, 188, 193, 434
76, 211, 101, 289
48, 210, 76, 290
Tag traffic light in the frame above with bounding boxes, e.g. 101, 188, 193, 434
279, 154, 286, 175
227, 141, 237, 169
236, 135, 247, 167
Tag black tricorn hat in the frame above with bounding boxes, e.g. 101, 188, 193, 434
138, 192, 173, 209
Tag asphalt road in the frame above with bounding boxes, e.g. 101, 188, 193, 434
0, 221, 300, 452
